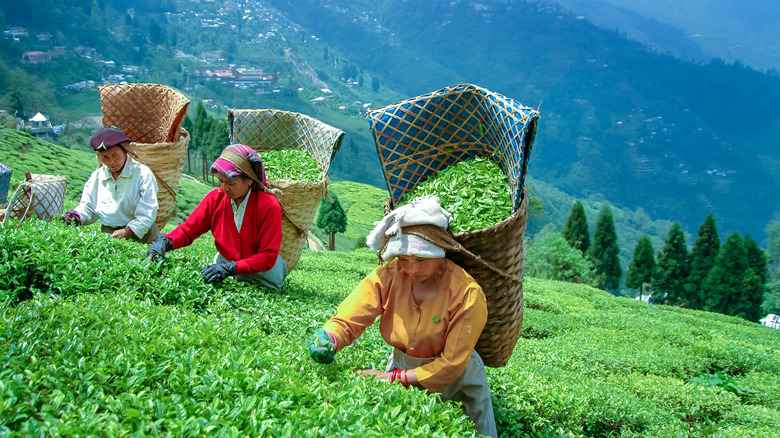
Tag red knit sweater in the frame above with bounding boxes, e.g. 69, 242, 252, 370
166, 188, 283, 275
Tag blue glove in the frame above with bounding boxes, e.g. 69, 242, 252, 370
201, 261, 237, 284
147, 237, 173, 262
308, 328, 335, 364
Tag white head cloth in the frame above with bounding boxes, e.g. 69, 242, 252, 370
366, 196, 453, 261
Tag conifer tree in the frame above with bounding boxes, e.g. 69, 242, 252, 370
562, 201, 590, 254
703, 231, 747, 315
625, 235, 654, 301
743, 234, 768, 320
193, 101, 208, 153
587, 206, 622, 290
316, 195, 347, 251
651, 223, 690, 305
762, 222, 780, 316
685, 212, 720, 310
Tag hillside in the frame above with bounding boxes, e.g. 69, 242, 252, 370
0, 129, 212, 225
1, 219, 779, 436
264, 0, 780, 242
3, 0, 780, 242
551, 0, 780, 72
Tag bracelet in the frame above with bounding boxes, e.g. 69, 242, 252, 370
403, 369, 408, 385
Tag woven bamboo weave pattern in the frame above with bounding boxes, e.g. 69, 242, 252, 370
0, 161, 11, 205
98, 84, 191, 229
449, 190, 529, 367
128, 129, 190, 230
99, 84, 190, 143
4, 174, 67, 222
227, 109, 345, 271
369, 84, 540, 367
367, 83, 539, 211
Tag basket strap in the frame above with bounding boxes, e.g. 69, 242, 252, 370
401, 224, 521, 283
123, 146, 177, 197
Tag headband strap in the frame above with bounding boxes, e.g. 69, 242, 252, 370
218, 148, 263, 186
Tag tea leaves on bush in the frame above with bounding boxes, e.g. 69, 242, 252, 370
259, 149, 321, 182
400, 156, 512, 233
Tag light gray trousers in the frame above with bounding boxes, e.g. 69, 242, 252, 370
386, 348, 498, 438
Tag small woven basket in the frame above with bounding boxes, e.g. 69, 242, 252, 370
368, 83, 540, 367
4, 174, 67, 223
98, 83, 191, 230
0, 161, 11, 205
227, 109, 345, 271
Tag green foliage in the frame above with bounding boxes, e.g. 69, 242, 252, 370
1, 222, 780, 436
316, 194, 348, 251
587, 206, 622, 291
686, 212, 720, 310
310, 181, 386, 252
525, 232, 598, 286
704, 231, 748, 316
651, 223, 690, 305
0, 128, 213, 226
561, 200, 590, 254
260, 149, 321, 182
625, 235, 655, 299
401, 157, 512, 234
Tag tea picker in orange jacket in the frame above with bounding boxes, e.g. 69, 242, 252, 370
146, 144, 288, 290
308, 196, 498, 438
63, 126, 160, 244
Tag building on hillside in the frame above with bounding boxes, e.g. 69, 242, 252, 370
3, 27, 28, 39
22, 51, 51, 64
760, 314, 780, 330
25, 112, 54, 142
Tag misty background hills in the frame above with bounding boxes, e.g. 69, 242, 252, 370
552, 0, 780, 73
1, 0, 779, 244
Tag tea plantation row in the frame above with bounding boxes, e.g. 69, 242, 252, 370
2, 220, 780, 437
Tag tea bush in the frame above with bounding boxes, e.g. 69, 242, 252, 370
1, 222, 779, 437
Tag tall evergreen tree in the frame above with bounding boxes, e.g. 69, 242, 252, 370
587, 206, 622, 290
625, 235, 655, 301
743, 234, 768, 320
744, 234, 768, 285
651, 223, 690, 305
762, 222, 780, 316
562, 201, 590, 254
685, 212, 720, 310
193, 101, 208, 154
316, 195, 347, 251
703, 231, 747, 315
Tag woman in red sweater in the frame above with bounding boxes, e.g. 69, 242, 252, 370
147, 144, 288, 290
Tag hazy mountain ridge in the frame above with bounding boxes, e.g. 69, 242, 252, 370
265, 0, 780, 241
551, 0, 780, 72
2, 0, 779, 242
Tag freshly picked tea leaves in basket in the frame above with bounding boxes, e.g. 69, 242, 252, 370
258, 149, 321, 182
401, 156, 512, 234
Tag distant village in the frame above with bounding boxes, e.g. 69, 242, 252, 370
2, 0, 372, 141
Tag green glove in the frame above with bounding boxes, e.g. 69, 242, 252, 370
308, 328, 335, 364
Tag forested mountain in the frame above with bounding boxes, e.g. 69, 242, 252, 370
2, 0, 779, 243
551, 0, 780, 73
265, 0, 780, 241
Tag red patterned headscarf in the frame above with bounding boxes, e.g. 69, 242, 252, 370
211, 144, 267, 186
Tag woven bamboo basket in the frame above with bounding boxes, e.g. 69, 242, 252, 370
0, 161, 11, 205
228, 109, 345, 271
4, 174, 67, 223
98, 83, 191, 230
368, 83, 540, 367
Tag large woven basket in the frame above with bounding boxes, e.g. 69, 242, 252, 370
0, 161, 11, 205
227, 109, 345, 271
3, 174, 67, 223
368, 83, 540, 367
98, 83, 191, 230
